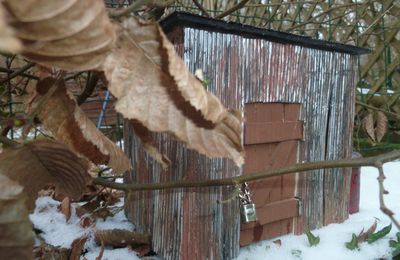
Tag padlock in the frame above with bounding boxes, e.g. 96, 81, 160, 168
240, 203, 257, 223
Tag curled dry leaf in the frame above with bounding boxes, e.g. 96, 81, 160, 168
0, 174, 34, 260
33, 244, 70, 260
0, 139, 91, 210
103, 18, 244, 165
129, 120, 170, 169
94, 229, 151, 248
4, 0, 244, 165
375, 111, 387, 143
273, 239, 282, 247
363, 112, 375, 143
69, 236, 88, 260
0, 5, 21, 52
3, 0, 116, 71
357, 220, 377, 243
31, 77, 131, 174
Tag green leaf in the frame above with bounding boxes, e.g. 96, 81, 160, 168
367, 224, 392, 244
393, 246, 400, 259
305, 228, 320, 247
396, 232, 400, 242
390, 240, 398, 248
345, 233, 359, 250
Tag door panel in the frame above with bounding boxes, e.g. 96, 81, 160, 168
240, 103, 302, 246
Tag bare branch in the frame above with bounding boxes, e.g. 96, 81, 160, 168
0, 135, 20, 148
215, 0, 251, 19
192, 0, 210, 17
77, 72, 99, 105
93, 150, 400, 192
0, 63, 35, 85
109, 0, 152, 18
356, 101, 400, 119
0, 67, 39, 81
376, 163, 400, 230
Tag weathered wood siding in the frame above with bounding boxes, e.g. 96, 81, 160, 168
124, 20, 358, 259
183, 27, 357, 231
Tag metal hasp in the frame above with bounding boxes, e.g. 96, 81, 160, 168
124, 12, 370, 260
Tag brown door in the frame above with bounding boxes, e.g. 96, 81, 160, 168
240, 103, 303, 246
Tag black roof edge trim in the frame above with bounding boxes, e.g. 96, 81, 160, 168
160, 12, 370, 56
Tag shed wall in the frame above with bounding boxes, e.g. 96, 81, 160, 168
183, 27, 357, 230
124, 26, 358, 259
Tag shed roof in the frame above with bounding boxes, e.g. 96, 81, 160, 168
161, 12, 370, 56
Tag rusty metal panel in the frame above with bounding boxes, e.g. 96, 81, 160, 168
125, 20, 359, 259
323, 55, 358, 225
183, 27, 358, 231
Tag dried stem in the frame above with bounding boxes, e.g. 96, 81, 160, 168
376, 163, 400, 230
215, 0, 251, 19
356, 101, 400, 119
0, 67, 39, 81
0, 135, 20, 147
77, 72, 99, 105
0, 63, 34, 85
192, 0, 210, 17
93, 150, 400, 192
109, 0, 152, 18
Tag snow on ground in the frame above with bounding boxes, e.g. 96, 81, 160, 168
30, 162, 400, 259
237, 161, 400, 260
30, 197, 140, 259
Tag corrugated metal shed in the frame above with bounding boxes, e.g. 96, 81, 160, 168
124, 12, 369, 260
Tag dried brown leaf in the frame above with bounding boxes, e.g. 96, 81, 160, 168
4, 0, 116, 71
0, 5, 21, 52
357, 220, 377, 243
0, 139, 91, 210
5, 2, 244, 164
94, 229, 151, 248
69, 236, 87, 260
129, 120, 170, 169
363, 112, 375, 143
33, 244, 70, 260
273, 239, 282, 247
0, 174, 34, 260
31, 77, 131, 174
375, 111, 387, 143
103, 18, 244, 165
59, 197, 71, 222
79, 215, 95, 229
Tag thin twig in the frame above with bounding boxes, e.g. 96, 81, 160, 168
0, 63, 34, 85
215, 0, 251, 19
109, 0, 152, 18
93, 150, 400, 192
376, 162, 400, 230
0, 67, 39, 80
358, 5, 394, 37
192, 0, 210, 17
0, 135, 20, 148
356, 101, 400, 119
77, 72, 99, 105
